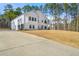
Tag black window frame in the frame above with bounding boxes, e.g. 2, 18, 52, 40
32, 17, 34, 21
44, 20, 47, 23
29, 16, 31, 21
35, 18, 36, 21
29, 25, 31, 29
42, 20, 43, 23
33, 25, 35, 29
20, 24, 24, 30
44, 26, 47, 29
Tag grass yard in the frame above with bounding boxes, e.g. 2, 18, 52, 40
23, 30, 79, 48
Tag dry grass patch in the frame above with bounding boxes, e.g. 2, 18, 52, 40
23, 30, 79, 48
0, 28, 10, 30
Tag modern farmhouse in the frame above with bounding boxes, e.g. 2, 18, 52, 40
11, 10, 50, 30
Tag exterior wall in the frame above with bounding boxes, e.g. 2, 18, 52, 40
11, 14, 25, 30
11, 19, 18, 30
11, 10, 50, 30
24, 10, 50, 30
24, 11, 39, 30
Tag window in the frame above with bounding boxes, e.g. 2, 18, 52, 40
42, 20, 43, 23
32, 17, 34, 21
18, 18, 21, 23
18, 19, 19, 22
44, 26, 47, 29
29, 25, 31, 29
35, 18, 36, 21
29, 17, 37, 22
18, 25, 20, 29
18, 20, 20, 25
21, 24, 24, 30
44, 20, 47, 23
33, 25, 35, 29
20, 19, 21, 21
29, 17, 31, 21
20, 19, 22, 23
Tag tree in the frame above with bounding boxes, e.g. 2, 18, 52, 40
22, 5, 32, 13
0, 14, 8, 28
14, 7, 22, 16
31, 6, 39, 10
69, 3, 78, 31
4, 4, 13, 11
45, 3, 63, 30
4, 4, 17, 28
76, 4, 79, 31
45, 3, 57, 30
63, 3, 70, 30
55, 4, 64, 30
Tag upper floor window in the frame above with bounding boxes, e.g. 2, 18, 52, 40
42, 20, 43, 23
44, 20, 47, 23
18, 19, 19, 22
29, 17, 37, 22
20, 19, 21, 22
18, 18, 21, 22
18, 19, 20, 24
29, 17, 31, 21
32, 17, 34, 21
35, 18, 36, 21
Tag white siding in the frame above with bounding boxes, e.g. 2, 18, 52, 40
11, 14, 24, 30
11, 10, 50, 30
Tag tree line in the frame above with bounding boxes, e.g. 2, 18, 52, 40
0, 4, 42, 28
45, 3, 79, 32
0, 3, 79, 32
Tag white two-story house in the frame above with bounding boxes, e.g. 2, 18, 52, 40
11, 10, 50, 30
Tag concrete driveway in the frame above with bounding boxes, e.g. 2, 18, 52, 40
0, 31, 79, 56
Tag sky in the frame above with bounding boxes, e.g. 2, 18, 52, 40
0, 3, 44, 14
0, 3, 68, 20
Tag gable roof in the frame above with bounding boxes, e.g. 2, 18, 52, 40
11, 10, 48, 22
